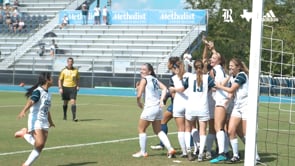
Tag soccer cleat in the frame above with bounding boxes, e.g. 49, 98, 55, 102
179, 154, 188, 158
150, 144, 164, 150
167, 149, 176, 158
205, 151, 212, 159
228, 156, 240, 163
198, 154, 204, 162
187, 151, 195, 161
14, 128, 28, 138
132, 151, 148, 158
73, 118, 78, 122
210, 154, 228, 163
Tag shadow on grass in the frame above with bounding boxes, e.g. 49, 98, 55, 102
77, 118, 103, 122
58, 161, 97, 166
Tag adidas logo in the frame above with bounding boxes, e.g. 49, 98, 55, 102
263, 10, 279, 22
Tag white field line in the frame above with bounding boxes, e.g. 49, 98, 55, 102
0, 132, 177, 156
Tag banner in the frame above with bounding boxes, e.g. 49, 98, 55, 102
59, 9, 207, 25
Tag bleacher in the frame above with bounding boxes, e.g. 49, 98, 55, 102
0, 1, 206, 74
18, 24, 197, 73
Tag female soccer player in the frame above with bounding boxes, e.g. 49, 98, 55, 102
215, 58, 260, 163
133, 63, 176, 158
206, 42, 231, 164
15, 72, 55, 166
150, 56, 180, 150
168, 60, 192, 159
173, 60, 216, 161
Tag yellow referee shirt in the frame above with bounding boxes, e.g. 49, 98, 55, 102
59, 67, 80, 87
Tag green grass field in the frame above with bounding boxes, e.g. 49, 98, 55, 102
0, 91, 294, 166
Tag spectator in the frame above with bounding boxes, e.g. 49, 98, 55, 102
17, 18, 24, 31
59, 15, 68, 29
11, 12, 18, 32
13, 0, 19, 6
93, 5, 100, 25
50, 39, 58, 56
5, 11, 11, 27
0, 14, 4, 24
102, 6, 107, 25
81, 3, 88, 25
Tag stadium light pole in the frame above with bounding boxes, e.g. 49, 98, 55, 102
245, 0, 264, 165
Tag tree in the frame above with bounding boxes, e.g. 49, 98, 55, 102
185, 0, 295, 75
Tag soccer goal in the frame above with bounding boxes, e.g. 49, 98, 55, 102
246, 1, 295, 165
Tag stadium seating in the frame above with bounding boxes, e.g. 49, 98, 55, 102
18, 24, 199, 73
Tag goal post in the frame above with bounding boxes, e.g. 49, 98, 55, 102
245, 0, 264, 165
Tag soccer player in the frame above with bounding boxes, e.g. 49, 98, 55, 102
215, 58, 260, 163
132, 63, 176, 158
168, 60, 192, 159
173, 59, 216, 161
206, 41, 231, 164
150, 56, 179, 150
15, 72, 55, 166
58, 57, 80, 121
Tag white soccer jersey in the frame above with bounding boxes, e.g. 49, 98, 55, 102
212, 64, 228, 102
171, 72, 191, 117
143, 75, 161, 107
186, 74, 215, 117
233, 71, 249, 104
28, 86, 51, 131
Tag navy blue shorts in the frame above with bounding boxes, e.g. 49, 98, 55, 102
167, 104, 173, 113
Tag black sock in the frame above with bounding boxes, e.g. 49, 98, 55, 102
71, 105, 76, 120
63, 105, 68, 118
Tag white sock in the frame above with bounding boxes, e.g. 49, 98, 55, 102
185, 132, 192, 151
199, 135, 207, 155
24, 149, 40, 166
230, 138, 239, 157
178, 131, 187, 155
24, 134, 35, 146
139, 133, 147, 154
158, 131, 173, 151
224, 133, 230, 153
206, 133, 215, 152
216, 130, 225, 154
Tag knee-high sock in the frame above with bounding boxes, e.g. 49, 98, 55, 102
206, 133, 216, 152
199, 135, 207, 155
216, 130, 225, 154
185, 132, 192, 151
63, 105, 67, 117
24, 134, 35, 146
230, 138, 239, 157
178, 131, 187, 155
158, 131, 173, 151
71, 105, 76, 120
224, 133, 230, 153
24, 149, 40, 166
139, 133, 147, 154
160, 124, 168, 147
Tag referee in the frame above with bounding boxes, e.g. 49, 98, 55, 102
58, 57, 80, 121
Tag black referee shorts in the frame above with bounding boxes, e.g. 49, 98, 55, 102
62, 87, 77, 100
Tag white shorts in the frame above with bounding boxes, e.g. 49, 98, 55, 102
140, 105, 163, 121
230, 102, 248, 120
28, 119, 49, 132
173, 103, 186, 117
186, 114, 209, 122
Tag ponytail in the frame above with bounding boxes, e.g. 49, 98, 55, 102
25, 72, 51, 98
